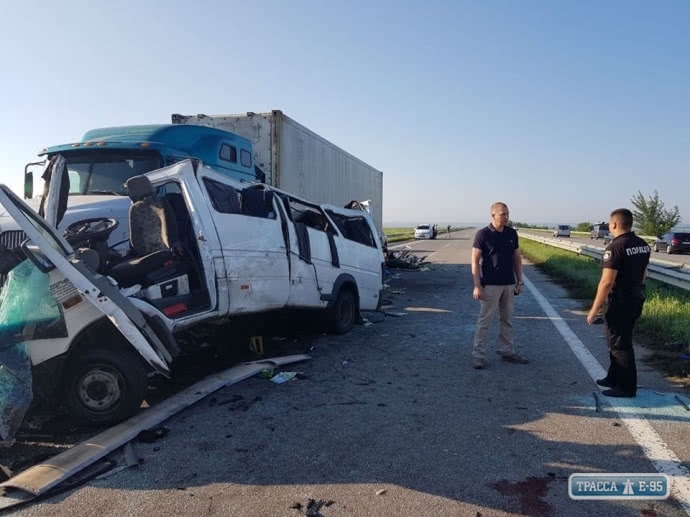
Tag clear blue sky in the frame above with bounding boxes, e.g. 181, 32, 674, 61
1, 0, 688, 226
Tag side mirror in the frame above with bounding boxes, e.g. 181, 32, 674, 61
24, 171, 33, 199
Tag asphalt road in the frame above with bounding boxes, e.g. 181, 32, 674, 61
520, 231, 690, 268
7, 229, 690, 517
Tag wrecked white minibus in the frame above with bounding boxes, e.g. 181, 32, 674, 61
0, 158, 384, 443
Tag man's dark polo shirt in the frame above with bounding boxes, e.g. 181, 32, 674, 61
473, 224, 519, 286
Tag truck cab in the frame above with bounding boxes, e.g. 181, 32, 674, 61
6, 125, 266, 262
26, 124, 262, 197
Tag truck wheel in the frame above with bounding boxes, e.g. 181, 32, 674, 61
62, 347, 147, 425
328, 287, 358, 335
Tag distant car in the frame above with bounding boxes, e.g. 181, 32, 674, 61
653, 232, 690, 254
591, 223, 610, 240
414, 224, 435, 239
553, 225, 571, 238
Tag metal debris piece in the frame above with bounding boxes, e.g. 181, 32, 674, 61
385, 249, 429, 270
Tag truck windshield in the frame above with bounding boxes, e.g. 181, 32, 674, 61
62, 150, 163, 196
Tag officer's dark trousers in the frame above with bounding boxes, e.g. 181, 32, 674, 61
604, 298, 644, 393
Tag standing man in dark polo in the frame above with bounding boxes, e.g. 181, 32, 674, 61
587, 208, 650, 398
471, 202, 529, 369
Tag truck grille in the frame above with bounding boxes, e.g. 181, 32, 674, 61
0, 230, 28, 288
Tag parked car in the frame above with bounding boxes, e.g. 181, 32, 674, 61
653, 232, 690, 254
553, 225, 571, 238
414, 224, 436, 240
0, 158, 385, 442
591, 223, 610, 239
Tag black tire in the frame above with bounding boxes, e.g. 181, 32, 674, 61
328, 287, 358, 335
62, 346, 147, 425
666, 245, 672, 254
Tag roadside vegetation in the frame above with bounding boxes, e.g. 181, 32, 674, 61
520, 239, 690, 380
383, 227, 469, 243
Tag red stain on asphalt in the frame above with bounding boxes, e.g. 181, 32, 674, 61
489, 476, 554, 516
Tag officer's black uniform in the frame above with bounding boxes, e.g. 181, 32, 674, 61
600, 231, 651, 395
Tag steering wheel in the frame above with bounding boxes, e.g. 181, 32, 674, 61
63, 218, 119, 245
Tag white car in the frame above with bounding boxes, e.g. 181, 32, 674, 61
414, 224, 435, 239
0, 158, 384, 442
553, 225, 571, 238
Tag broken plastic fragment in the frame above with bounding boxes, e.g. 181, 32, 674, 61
270, 372, 298, 384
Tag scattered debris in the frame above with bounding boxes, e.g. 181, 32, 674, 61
675, 395, 690, 411
613, 422, 621, 427
291, 499, 334, 516
376, 489, 387, 496
227, 396, 263, 412
270, 372, 299, 384
305, 499, 335, 517
385, 311, 408, 318
218, 395, 244, 406
137, 426, 169, 444
361, 311, 385, 324
385, 248, 429, 270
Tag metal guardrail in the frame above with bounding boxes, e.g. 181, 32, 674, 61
519, 232, 690, 291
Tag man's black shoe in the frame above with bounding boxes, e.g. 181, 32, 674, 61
596, 378, 615, 388
602, 388, 636, 398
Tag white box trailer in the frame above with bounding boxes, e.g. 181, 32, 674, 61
170, 110, 383, 234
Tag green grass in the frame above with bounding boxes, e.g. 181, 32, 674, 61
520, 239, 690, 378
384, 227, 470, 243
384, 227, 415, 243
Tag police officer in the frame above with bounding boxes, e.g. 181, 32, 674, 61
587, 208, 650, 398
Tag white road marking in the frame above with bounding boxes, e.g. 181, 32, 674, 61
523, 274, 690, 513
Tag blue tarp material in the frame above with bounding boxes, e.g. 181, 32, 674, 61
0, 260, 58, 442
